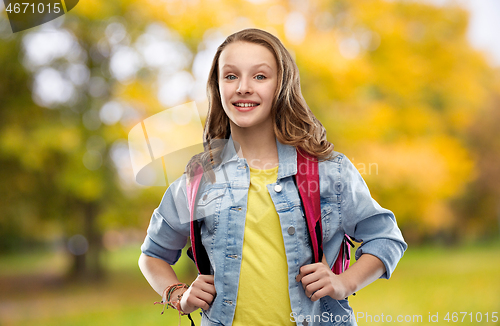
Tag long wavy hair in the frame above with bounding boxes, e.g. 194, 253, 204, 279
187, 28, 335, 182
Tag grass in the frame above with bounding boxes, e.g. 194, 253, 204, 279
0, 240, 499, 325
348, 240, 500, 325
0, 246, 201, 326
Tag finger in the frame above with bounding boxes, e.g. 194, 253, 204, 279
192, 289, 215, 305
198, 274, 215, 284
304, 278, 324, 297
300, 272, 321, 290
299, 264, 315, 276
202, 284, 217, 296
298, 262, 324, 278
185, 288, 213, 310
194, 280, 217, 296
302, 274, 323, 295
309, 287, 329, 302
296, 264, 315, 282
187, 296, 210, 311
192, 276, 211, 288
190, 282, 216, 302
202, 281, 217, 295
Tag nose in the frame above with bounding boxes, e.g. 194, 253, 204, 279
236, 78, 252, 95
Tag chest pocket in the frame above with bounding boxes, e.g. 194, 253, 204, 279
321, 203, 336, 242
196, 186, 226, 234
299, 200, 336, 248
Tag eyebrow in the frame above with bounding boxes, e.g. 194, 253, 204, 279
221, 63, 273, 70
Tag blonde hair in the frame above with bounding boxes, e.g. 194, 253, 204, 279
188, 28, 335, 181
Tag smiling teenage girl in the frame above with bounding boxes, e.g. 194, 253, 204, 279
139, 28, 407, 326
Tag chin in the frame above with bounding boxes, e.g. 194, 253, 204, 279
234, 118, 271, 130
233, 121, 256, 129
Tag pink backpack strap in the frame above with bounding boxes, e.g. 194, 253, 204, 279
295, 148, 323, 263
332, 235, 354, 274
295, 148, 353, 274
187, 149, 353, 277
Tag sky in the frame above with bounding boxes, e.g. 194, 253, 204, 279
463, 0, 500, 66
424, 0, 500, 66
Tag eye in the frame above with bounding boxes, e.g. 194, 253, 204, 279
225, 75, 237, 80
255, 74, 266, 80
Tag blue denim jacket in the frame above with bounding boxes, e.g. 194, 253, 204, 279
141, 136, 407, 326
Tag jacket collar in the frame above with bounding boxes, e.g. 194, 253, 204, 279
220, 134, 297, 180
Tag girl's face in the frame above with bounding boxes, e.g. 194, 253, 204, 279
218, 41, 278, 133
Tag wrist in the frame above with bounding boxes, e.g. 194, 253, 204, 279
162, 283, 189, 312
337, 273, 356, 299
173, 288, 189, 314
174, 290, 189, 315
171, 288, 187, 301
154, 282, 188, 316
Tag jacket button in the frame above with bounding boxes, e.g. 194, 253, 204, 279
274, 184, 282, 193
287, 226, 295, 235
203, 194, 207, 201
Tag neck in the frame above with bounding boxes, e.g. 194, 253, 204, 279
229, 121, 279, 169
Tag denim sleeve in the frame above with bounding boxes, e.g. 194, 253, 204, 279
141, 174, 191, 265
339, 155, 407, 279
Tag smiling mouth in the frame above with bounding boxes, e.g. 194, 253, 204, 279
233, 103, 260, 108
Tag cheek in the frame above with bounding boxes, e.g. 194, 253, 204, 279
218, 87, 231, 115
219, 84, 232, 103
262, 85, 277, 102
262, 78, 277, 94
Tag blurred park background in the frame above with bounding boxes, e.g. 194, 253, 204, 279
1, 0, 499, 325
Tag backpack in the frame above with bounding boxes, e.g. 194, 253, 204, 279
186, 148, 353, 276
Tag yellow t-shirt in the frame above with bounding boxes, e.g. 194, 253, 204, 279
232, 166, 294, 325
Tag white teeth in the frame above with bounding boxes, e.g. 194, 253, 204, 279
234, 103, 258, 107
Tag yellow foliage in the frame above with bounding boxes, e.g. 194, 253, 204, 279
12, 0, 492, 239
355, 135, 474, 232
116, 79, 163, 117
